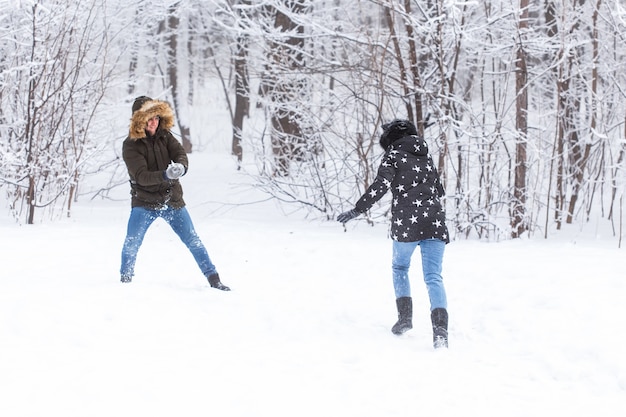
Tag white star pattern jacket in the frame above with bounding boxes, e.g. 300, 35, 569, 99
354, 135, 449, 243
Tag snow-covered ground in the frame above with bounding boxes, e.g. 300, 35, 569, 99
1, 151, 624, 417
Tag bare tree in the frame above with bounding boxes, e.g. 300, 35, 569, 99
166, 2, 193, 153
511, 0, 529, 238
0, 1, 117, 224
257, 1, 312, 176
564, 0, 600, 224
232, 0, 252, 166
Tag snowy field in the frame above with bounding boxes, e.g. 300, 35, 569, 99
1, 151, 624, 417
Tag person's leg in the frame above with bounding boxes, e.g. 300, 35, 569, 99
164, 207, 229, 290
391, 240, 419, 298
391, 241, 419, 334
164, 207, 217, 275
418, 239, 449, 348
417, 238, 447, 310
120, 207, 157, 281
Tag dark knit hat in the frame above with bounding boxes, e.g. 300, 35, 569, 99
131, 96, 152, 114
379, 119, 418, 150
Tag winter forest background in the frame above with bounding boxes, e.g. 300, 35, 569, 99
1, 0, 625, 244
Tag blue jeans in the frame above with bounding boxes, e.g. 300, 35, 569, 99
120, 206, 217, 278
392, 239, 447, 310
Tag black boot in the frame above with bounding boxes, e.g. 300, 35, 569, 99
391, 297, 413, 335
431, 308, 448, 348
207, 273, 231, 291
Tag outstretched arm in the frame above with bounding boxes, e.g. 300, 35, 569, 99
337, 152, 396, 223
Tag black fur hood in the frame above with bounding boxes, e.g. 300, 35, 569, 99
379, 119, 419, 150
391, 134, 430, 158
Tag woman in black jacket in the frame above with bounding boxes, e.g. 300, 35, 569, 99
337, 119, 449, 348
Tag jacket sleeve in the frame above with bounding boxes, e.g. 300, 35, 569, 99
354, 153, 396, 213
166, 133, 189, 172
428, 155, 445, 198
122, 140, 166, 186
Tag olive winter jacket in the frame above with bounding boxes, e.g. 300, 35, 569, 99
122, 100, 188, 209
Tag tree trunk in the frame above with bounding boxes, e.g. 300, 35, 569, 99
402, 0, 425, 133
383, 3, 413, 123
127, 6, 143, 96
232, 0, 251, 166
167, 2, 192, 153
511, 0, 529, 238
267, 1, 308, 176
566, 0, 601, 223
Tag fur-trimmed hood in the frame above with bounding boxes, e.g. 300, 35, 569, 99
129, 99, 175, 140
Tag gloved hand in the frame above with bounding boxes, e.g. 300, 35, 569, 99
164, 162, 185, 180
337, 208, 361, 224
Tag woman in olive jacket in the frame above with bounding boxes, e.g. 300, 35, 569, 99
119, 96, 229, 291
337, 119, 449, 348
